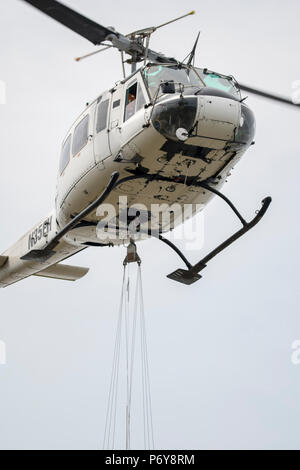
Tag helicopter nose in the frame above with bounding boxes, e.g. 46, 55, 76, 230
151, 97, 198, 141
195, 90, 256, 145
152, 93, 240, 143
235, 103, 256, 146
195, 93, 241, 142
151, 93, 255, 147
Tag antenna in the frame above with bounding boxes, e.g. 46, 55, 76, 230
185, 31, 201, 67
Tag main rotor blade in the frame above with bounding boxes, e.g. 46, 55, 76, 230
155, 10, 195, 30
75, 44, 112, 62
239, 83, 300, 108
22, 0, 177, 64
22, 0, 116, 45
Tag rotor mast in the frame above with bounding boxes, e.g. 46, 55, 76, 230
22, 0, 300, 106
75, 10, 196, 72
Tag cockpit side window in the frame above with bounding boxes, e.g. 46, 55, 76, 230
96, 98, 109, 133
124, 82, 146, 122
136, 83, 146, 111
59, 134, 71, 175
124, 82, 138, 121
72, 115, 89, 156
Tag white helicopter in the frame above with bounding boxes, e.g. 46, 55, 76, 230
0, 0, 298, 288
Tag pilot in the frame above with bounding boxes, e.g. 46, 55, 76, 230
126, 92, 136, 119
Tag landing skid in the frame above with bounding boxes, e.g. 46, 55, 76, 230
158, 188, 272, 284
21, 170, 271, 285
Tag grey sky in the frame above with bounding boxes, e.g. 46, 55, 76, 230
0, 0, 300, 450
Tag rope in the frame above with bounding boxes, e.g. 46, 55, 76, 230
139, 265, 154, 449
102, 267, 125, 450
125, 268, 130, 450
103, 257, 154, 450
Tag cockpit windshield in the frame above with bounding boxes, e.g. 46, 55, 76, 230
143, 64, 240, 100
144, 65, 203, 97
194, 68, 240, 99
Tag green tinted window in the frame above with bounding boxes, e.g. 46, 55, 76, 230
144, 65, 204, 97
195, 69, 240, 98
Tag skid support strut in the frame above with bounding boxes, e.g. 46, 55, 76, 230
20, 168, 271, 285
21, 172, 120, 261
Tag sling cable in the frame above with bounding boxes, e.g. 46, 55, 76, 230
103, 241, 154, 450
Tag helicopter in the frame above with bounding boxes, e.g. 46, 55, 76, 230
0, 0, 299, 288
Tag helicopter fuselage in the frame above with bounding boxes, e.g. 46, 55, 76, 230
0, 64, 255, 287
57, 65, 254, 245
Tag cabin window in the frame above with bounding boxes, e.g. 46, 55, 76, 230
124, 82, 138, 121
96, 99, 109, 133
59, 134, 71, 174
72, 115, 89, 156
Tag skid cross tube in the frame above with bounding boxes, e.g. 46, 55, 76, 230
20, 169, 272, 284
154, 233, 192, 270
197, 181, 247, 226
128, 175, 271, 284
20, 171, 151, 262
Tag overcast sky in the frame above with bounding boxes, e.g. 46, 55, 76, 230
0, 0, 300, 450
